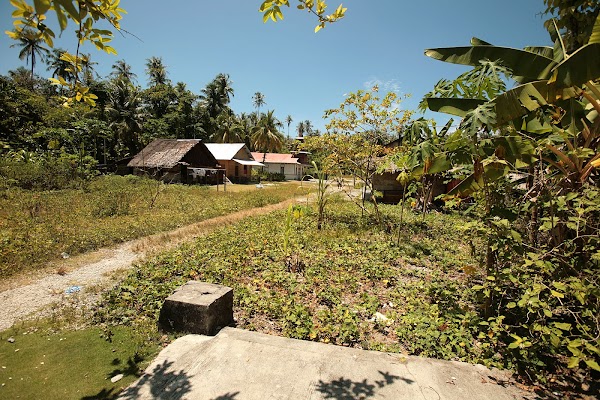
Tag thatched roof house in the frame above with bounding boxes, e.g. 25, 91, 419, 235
128, 139, 220, 183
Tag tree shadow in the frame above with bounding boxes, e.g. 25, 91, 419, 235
81, 387, 119, 400
210, 392, 240, 400
106, 356, 142, 380
117, 360, 192, 400
315, 370, 410, 399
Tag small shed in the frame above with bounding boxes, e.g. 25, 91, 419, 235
128, 139, 221, 184
205, 143, 264, 183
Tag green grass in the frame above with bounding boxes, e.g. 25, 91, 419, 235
0, 175, 306, 278
98, 201, 489, 363
0, 324, 161, 400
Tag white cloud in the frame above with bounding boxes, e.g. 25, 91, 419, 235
363, 77, 402, 93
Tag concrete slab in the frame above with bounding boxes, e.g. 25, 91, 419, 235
119, 327, 535, 400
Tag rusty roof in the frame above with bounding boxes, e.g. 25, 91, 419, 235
128, 139, 213, 168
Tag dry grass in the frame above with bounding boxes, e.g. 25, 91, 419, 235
132, 197, 300, 254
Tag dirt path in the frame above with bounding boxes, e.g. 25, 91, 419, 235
0, 198, 300, 332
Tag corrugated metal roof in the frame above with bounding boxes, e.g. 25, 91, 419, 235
233, 159, 264, 167
128, 139, 205, 168
205, 143, 249, 161
251, 152, 301, 164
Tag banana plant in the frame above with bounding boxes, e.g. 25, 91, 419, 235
423, 15, 600, 196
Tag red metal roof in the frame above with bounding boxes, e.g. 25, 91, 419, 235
251, 152, 301, 164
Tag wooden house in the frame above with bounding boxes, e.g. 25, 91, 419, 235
128, 139, 221, 184
205, 143, 264, 183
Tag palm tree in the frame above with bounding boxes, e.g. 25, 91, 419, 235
106, 79, 146, 155
46, 48, 73, 82
251, 110, 284, 154
200, 83, 226, 119
9, 28, 50, 82
213, 112, 243, 143
252, 92, 266, 118
79, 53, 98, 85
285, 115, 293, 140
145, 56, 169, 86
296, 121, 306, 138
213, 73, 234, 105
110, 59, 137, 83
303, 120, 313, 136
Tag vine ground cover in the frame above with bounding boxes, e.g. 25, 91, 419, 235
98, 201, 490, 364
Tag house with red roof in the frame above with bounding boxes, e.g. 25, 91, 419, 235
251, 152, 311, 180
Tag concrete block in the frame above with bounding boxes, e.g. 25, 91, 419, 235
158, 281, 233, 335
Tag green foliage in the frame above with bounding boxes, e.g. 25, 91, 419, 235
420, 10, 600, 386
0, 151, 97, 190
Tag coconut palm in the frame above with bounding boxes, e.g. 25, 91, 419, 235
285, 115, 293, 139
110, 59, 137, 83
252, 92, 266, 118
200, 82, 226, 119
213, 73, 234, 105
212, 112, 243, 143
296, 121, 306, 138
46, 48, 73, 82
9, 28, 50, 81
79, 53, 98, 85
145, 56, 169, 86
303, 120, 313, 136
106, 79, 146, 154
251, 110, 284, 153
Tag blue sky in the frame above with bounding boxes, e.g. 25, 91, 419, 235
0, 1, 552, 132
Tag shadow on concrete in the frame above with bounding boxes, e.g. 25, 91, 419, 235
118, 360, 192, 400
315, 370, 409, 399
210, 392, 240, 400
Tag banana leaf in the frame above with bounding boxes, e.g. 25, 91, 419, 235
551, 43, 600, 88
424, 45, 557, 83
427, 97, 486, 117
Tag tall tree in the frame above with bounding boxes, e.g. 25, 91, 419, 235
303, 120, 313, 137
213, 73, 234, 105
252, 92, 266, 118
106, 79, 146, 156
46, 48, 73, 83
296, 121, 306, 138
251, 110, 283, 153
145, 56, 169, 86
9, 28, 50, 83
213, 112, 243, 143
543, 0, 600, 52
110, 60, 137, 83
285, 115, 293, 139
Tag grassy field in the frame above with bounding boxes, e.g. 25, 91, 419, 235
0, 175, 308, 278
